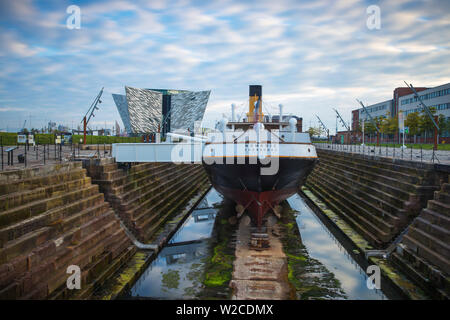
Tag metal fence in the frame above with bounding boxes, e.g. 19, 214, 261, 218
0, 137, 113, 171
313, 142, 450, 164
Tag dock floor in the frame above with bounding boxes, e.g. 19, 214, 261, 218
230, 218, 291, 300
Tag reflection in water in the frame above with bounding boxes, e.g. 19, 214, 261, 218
130, 189, 223, 299
287, 194, 387, 300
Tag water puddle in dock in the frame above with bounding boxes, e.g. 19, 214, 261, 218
287, 194, 387, 300
129, 189, 223, 299
127, 189, 387, 300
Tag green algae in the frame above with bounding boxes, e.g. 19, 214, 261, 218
96, 250, 149, 300
279, 203, 346, 300
162, 269, 180, 290
197, 203, 237, 299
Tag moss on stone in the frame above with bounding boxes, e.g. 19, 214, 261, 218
279, 201, 346, 300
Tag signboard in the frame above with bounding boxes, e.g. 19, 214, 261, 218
17, 134, 26, 144
404, 126, 409, 134
56, 135, 62, 144
398, 111, 405, 133
28, 135, 35, 146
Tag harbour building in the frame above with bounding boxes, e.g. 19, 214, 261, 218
112, 86, 210, 135
351, 82, 450, 141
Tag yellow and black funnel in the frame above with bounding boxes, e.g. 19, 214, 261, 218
247, 85, 264, 122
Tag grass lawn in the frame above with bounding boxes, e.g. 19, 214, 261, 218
364, 143, 450, 150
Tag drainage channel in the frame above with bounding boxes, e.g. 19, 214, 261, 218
127, 188, 224, 299
287, 194, 387, 300
124, 189, 393, 300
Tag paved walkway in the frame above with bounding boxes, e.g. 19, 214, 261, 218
0, 144, 110, 171
314, 143, 450, 165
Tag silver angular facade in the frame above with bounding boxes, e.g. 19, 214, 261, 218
125, 86, 163, 133
170, 90, 210, 132
112, 86, 210, 134
112, 94, 132, 134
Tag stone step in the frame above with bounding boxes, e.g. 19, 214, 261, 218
0, 193, 105, 247
318, 151, 424, 188
316, 162, 406, 219
412, 217, 450, 244
421, 208, 450, 231
306, 174, 392, 242
118, 164, 195, 204
390, 250, 449, 299
305, 181, 383, 247
0, 184, 100, 229
307, 174, 395, 240
0, 227, 53, 266
100, 168, 127, 181
0, 176, 92, 212
435, 190, 450, 204
118, 165, 201, 215
136, 170, 207, 235
91, 162, 171, 190
402, 234, 450, 275
117, 163, 182, 196
0, 168, 87, 195
0, 162, 82, 184
316, 161, 411, 202
131, 166, 204, 224
0, 203, 113, 269
19, 216, 122, 299
139, 176, 209, 242
428, 200, 450, 216
443, 183, 450, 193
406, 226, 450, 260
314, 162, 410, 208
311, 167, 401, 230
317, 149, 433, 177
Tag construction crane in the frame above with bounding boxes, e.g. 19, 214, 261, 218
356, 99, 381, 146
315, 115, 330, 141
404, 81, 439, 150
81, 87, 104, 144
332, 108, 350, 131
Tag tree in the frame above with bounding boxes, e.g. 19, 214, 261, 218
307, 127, 321, 138
405, 112, 420, 136
418, 107, 437, 141
438, 114, 446, 136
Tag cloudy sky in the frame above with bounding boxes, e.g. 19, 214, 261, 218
0, 0, 449, 133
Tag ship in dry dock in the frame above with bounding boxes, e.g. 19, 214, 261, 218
202, 85, 318, 227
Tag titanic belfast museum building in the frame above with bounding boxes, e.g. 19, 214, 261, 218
112, 86, 210, 135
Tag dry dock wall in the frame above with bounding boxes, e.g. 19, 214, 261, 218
305, 149, 449, 298
391, 174, 450, 298
0, 159, 210, 299
0, 162, 134, 299
83, 159, 210, 243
